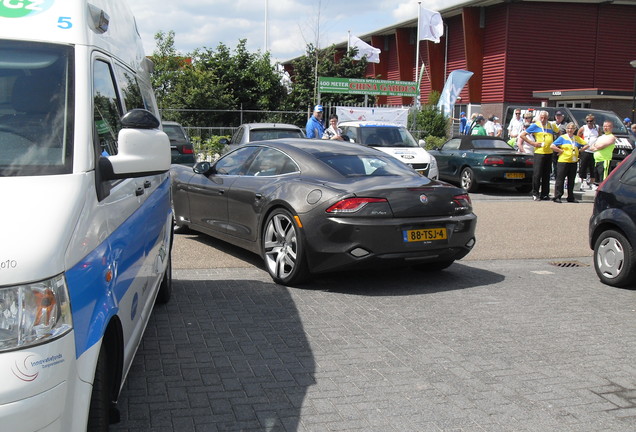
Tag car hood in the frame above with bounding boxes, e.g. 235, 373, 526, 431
0, 175, 85, 285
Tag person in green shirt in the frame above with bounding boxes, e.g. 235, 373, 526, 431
471, 115, 487, 136
589, 120, 616, 188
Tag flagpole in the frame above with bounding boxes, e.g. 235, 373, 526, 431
347, 30, 351, 53
415, 2, 421, 107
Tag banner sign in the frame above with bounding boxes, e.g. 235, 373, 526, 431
336, 107, 410, 126
319, 77, 418, 97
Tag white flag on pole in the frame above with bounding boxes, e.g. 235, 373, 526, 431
437, 70, 473, 117
418, 7, 443, 43
349, 35, 381, 63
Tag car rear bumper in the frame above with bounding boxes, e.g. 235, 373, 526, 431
303, 213, 477, 273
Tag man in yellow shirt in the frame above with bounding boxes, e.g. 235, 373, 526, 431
520, 110, 560, 201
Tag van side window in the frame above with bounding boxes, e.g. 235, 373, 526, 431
113, 64, 144, 112
93, 60, 123, 156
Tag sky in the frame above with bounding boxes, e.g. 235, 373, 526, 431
128, 0, 464, 63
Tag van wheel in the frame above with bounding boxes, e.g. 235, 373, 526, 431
156, 253, 172, 304
460, 168, 477, 192
87, 344, 110, 432
594, 230, 636, 288
262, 208, 308, 286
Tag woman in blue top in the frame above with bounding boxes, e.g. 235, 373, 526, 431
550, 123, 588, 203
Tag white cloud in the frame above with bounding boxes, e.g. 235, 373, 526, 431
128, 0, 463, 62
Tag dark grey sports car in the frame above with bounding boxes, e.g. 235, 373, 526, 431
171, 139, 477, 285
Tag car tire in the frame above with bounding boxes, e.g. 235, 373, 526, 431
412, 259, 455, 272
262, 208, 309, 285
156, 252, 172, 304
460, 167, 477, 192
593, 229, 636, 288
87, 344, 110, 432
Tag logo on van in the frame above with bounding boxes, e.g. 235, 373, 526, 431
0, 0, 55, 18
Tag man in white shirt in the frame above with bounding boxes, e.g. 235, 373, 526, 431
507, 109, 524, 140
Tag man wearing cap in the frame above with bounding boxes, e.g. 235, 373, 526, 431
520, 110, 559, 201
459, 112, 468, 135
471, 115, 487, 136
306, 104, 325, 139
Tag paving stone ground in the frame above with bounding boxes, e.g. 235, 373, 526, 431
111, 260, 636, 432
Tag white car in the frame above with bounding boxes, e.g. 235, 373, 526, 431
339, 121, 439, 179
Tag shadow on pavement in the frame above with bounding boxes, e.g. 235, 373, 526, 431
112, 278, 315, 432
303, 262, 505, 296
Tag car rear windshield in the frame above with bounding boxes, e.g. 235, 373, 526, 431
319, 154, 413, 177
251, 129, 303, 141
359, 126, 418, 148
0, 40, 74, 176
472, 139, 514, 150
163, 124, 189, 144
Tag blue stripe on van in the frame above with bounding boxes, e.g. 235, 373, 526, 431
66, 177, 171, 358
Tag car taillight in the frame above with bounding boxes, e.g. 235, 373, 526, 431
178, 145, 194, 154
452, 193, 472, 208
484, 156, 504, 166
326, 198, 387, 213
525, 158, 534, 166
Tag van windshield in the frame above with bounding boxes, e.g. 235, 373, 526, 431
0, 41, 73, 176
360, 126, 419, 148
569, 109, 629, 134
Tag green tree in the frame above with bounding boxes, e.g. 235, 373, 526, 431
410, 90, 450, 146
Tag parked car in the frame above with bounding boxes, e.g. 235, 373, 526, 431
171, 139, 476, 285
338, 121, 439, 179
162, 121, 196, 165
502, 106, 634, 168
428, 135, 534, 192
589, 151, 636, 288
220, 122, 305, 153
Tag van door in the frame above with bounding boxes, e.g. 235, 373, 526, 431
92, 57, 155, 369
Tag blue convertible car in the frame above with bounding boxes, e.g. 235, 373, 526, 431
429, 136, 534, 192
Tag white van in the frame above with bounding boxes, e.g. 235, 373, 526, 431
0, 1, 172, 431
338, 121, 439, 179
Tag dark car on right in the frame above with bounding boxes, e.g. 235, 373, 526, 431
589, 151, 636, 288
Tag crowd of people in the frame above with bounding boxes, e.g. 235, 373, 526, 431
308, 105, 621, 203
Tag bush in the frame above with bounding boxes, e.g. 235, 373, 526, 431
192, 135, 230, 161
422, 135, 445, 150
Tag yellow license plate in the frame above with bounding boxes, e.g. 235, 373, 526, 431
505, 172, 525, 179
403, 228, 447, 242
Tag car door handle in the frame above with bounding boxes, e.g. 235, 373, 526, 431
255, 193, 263, 200
218, 189, 225, 195
135, 187, 144, 196
144, 180, 151, 188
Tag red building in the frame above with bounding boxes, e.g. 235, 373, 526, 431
284, 0, 636, 120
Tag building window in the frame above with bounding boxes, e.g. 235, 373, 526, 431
556, 101, 591, 109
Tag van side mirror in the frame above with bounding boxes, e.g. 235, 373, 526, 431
101, 109, 170, 180
121, 109, 160, 129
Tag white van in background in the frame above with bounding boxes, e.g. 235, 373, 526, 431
0, 1, 172, 430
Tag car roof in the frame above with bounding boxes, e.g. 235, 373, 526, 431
243, 137, 384, 158
243, 123, 302, 130
454, 135, 510, 150
161, 121, 182, 126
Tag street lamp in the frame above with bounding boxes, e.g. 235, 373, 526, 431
630, 60, 636, 122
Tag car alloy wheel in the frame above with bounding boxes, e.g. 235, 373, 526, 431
460, 167, 477, 192
594, 229, 636, 287
262, 208, 308, 285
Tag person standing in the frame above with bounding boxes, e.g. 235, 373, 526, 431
493, 116, 503, 138
471, 115, 487, 135
322, 114, 344, 140
520, 110, 559, 201
517, 112, 536, 154
577, 114, 599, 190
507, 109, 524, 141
459, 112, 468, 135
305, 104, 325, 138
550, 123, 587, 203
589, 120, 617, 187
551, 110, 568, 179
484, 116, 496, 136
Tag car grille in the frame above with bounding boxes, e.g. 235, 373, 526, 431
410, 163, 430, 176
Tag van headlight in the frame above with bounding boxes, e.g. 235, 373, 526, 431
0, 274, 73, 352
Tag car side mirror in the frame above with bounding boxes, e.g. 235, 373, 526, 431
193, 161, 212, 174
219, 138, 229, 145
418, 139, 426, 148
